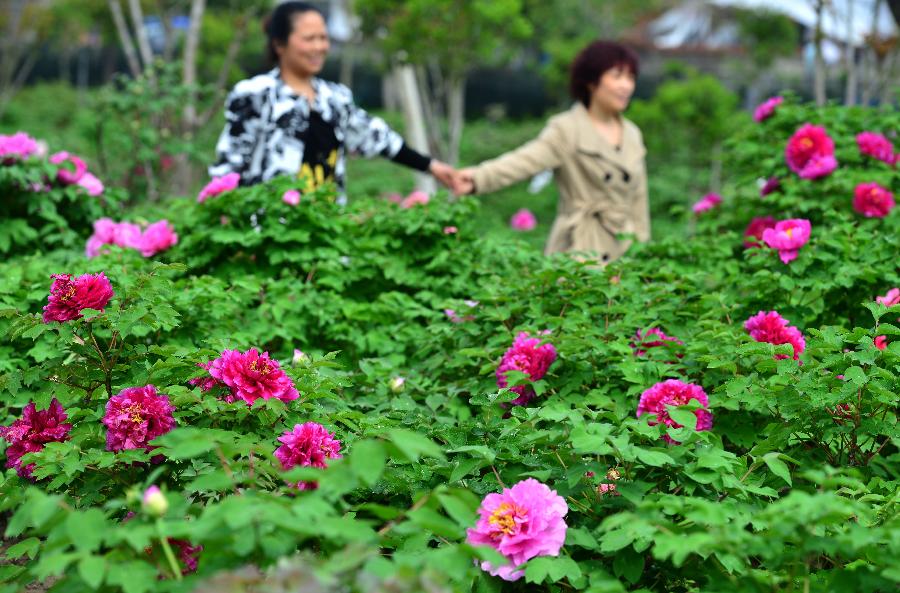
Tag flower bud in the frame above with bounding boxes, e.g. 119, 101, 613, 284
142, 485, 168, 517
389, 376, 405, 393
292, 349, 308, 365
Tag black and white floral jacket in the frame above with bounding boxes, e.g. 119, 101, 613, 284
209, 68, 412, 196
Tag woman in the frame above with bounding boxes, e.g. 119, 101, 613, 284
455, 41, 649, 263
210, 2, 455, 201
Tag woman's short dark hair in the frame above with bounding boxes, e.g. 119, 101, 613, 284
569, 41, 639, 107
263, 1, 324, 65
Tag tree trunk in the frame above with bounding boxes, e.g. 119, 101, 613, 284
446, 74, 465, 166
394, 64, 436, 194
844, 0, 857, 105
127, 0, 155, 82
107, 0, 142, 77
813, 0, 827, 106
172, 0, 206, 196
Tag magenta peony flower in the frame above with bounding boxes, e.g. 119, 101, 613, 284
753, 96, 784, 122
0, 399, 72, 479
49, 151, 88, 185
400, 190, 430, 209
876, 288, 900, 308
466, 478, 568, 582
744, 310, 806, 361
282, 189, 301, 206
496, 332, 557, 406
636, 379, 713, 444
443, 225, 458, 234
197, 172, 240, 203
137, 220, 178, 257
42, 272, 114, 323
510, 208, 537, 231
170, 539, 203, 574
274, 422, 342, 490
785, 124, 837, 179
762, 218, 811, 264
103, 385, 176, 453
76, 172, 104, 196
692, 193, 722, 214
631, 327, 684, 357
875, 335, 888, 350
759, 176, 781, 197
856, 131, 895, 165
743, 216, 777, 249
852, 182, 895, 218
0, 132, 39, 163
113, 222, 143, 249
206, 348, 299, 406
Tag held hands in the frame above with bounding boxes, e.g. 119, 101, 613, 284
428, 160, 475, 196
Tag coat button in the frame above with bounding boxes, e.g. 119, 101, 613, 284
604, 172, 612, 182
622, 171, 631, 183
601, 253, 610, 262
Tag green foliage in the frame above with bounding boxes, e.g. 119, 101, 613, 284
1, 99, 899, 593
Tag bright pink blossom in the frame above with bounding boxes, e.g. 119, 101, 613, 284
169, 539, 203, 574
510, 208, 537, 231
852, 182, 895, 218
636, 379, 713, 444
42, 272, 114, 323
86, 219, 177, 258
443, 226, 458, 234
400, 190, 430, 209
856, 131, 895, 165
274, 422, 342, 490
76, 172, 104, 196
0, 399, 71, 479
282, 189, 301, 206
762, 218, 811, 264
137, 220, 178, 257
496, 332, 557, 406
745, 310, 806, 361
49, 151, 88, 185
197, 172, 240, 203
875, 335, 888, 350
0, 132, 39, 163
631, 327, 684, 357
753, 96, 783, 122
785, 124, 837, 179
876, 288, 900, 307
466, 478, 568, 582
743, 216, 777, 248
692, 193, 722, 214
103, 385, 176, 453
759, 176, 780, 197
206, 348, 299, 405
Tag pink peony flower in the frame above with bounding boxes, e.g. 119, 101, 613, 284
753, 96, 784, 122
636, 379, 713, 444
876, 288, 900, 308
496, 332, 557, 406
0, 399, 71, 479
197, 172, 240, 203
874, 335, 887, 350
597, 468, 622, 497
42, 272, 114, 323
49, 151, 88, 185
274, 422, 342, 490
386, 192, 404, 204
743, 216, 777, 249
113, 222, 143, 249
785, 124, 837, 179
137, 220, 178, 257
631, 327, 684, 357
762, 218, 811, 264
443, 226, 458, 234
206, 348, 299, 406
0, 132, 39, 163
103, 385, 176, 453
759, 176, 781, 197
856, 131, 895, 165
282, 189, 301, 206
76, 172, 104, 196
692, 193, 722, 214
466, 478, 568, 582
852, 182, 895, 218
510, 208, 537, 231
400, 190, 430, 209
745, 310, 806, 361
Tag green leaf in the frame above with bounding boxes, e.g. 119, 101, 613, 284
843, 366, 866, 386
66, 509, 107, 553
78, 555, 106, 589
350, 439, 386, 486
437, 491, 478, 527
635, 448, 675, 467
406, 507, 463, 539
107, 561, 158, 593
763, 453, 792, 486
4, 537, 40, 560
386, 429, 446, 462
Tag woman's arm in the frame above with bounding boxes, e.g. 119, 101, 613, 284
467, 117, 568, 194
631, 130, 651, 242
208, 88, 267, 182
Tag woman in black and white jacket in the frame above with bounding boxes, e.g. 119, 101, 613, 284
209, 1, 455, 201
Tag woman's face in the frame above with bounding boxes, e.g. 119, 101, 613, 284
276, 11, 330, 77
589, 65, 636, 114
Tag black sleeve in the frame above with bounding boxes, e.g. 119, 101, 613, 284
390, 143, 432, 172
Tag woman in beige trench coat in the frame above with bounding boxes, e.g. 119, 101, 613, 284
455, 41, 649, 263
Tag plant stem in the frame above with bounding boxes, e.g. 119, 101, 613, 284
156, 519, 182, 580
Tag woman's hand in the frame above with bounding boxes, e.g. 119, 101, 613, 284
428, 160, 457, 189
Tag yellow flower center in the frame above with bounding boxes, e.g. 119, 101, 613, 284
800, 138, 813, 150
488, 502, 524, 537
785, 228, 794, 238
125, 403, 144, 424
60, 284, 76, 302
249, 359, 271, 375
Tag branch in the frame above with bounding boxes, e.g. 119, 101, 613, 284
107, 0, 142, 77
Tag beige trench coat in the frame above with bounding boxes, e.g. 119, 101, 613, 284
471, 103, 650, 262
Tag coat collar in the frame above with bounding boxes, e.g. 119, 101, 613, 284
570, 102, 640, 166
